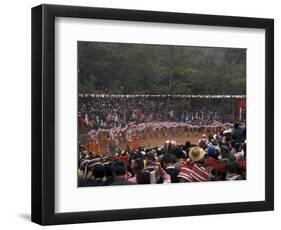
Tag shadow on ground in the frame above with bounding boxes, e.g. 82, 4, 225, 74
18, 213, 31, 222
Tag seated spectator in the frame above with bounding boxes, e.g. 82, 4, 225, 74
172, 147, 186, 170
136, 170, 151, 184
225, 161, 243, 180
220, 145, 236, 162
161, 153, 179, 183
177, 147, 209, 182
91, 165, 105, 186
103, 162, 114, 185
129, 157, 145, 183
189, 146, 206, 164
209, 139, 220, 153
110, 160, 135, 185
234, 143, 246, 160
78, 174, 94, 187
137, 162, 171, 184
198, 134, 209, 150
206, 146, 219, 160
77, 116, 247, 186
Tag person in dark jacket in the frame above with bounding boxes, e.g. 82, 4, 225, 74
102, 163, 114, 185
110, 160, 135, 185
91, 164, 106, 186
231, 122, 244, 144
161, 153, 179, 183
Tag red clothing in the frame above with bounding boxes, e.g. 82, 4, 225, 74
178, 164, 209, 182
239, 159, 246, 169
136, 110, 142, 120
113, 155, 129, 166
205, 157, 225, 172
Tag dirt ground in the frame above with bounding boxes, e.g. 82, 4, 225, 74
79, 128, 203, 151
137, 134, 201, 148
79, 133, 202, 153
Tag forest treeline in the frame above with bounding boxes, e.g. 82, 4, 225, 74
78, 42, 246, 95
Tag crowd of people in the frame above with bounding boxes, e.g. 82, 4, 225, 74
78, 122, 246, 186
78, 96, 237, 131
78, 96, 244, 155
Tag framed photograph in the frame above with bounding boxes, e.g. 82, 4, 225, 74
31, 4, 274, 225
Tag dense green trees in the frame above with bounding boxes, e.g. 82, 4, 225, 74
78, 42, 246, 95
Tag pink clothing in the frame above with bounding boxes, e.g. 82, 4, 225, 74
128, 176, 137, 183
128, 174, 171, 183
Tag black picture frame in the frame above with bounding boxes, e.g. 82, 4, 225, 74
31, 4, 274, 225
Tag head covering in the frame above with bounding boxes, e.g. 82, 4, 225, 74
211, 139, 218, 146
207, 146, 217, 157
189, 147, 205, 162
223, 129, 232, 135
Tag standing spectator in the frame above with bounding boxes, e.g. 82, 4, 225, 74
231, 122, 244, 144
